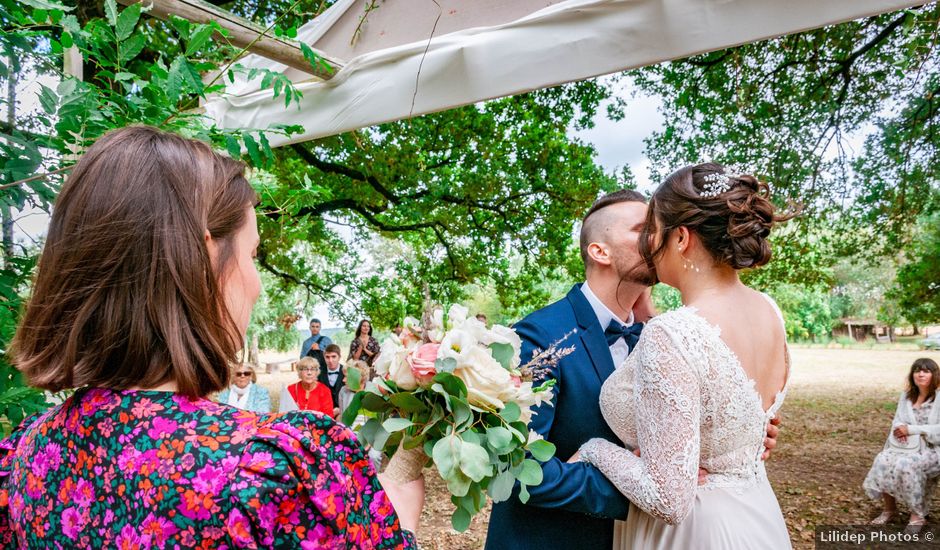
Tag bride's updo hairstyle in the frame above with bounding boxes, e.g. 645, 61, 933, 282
639, 162, 794, 270
12, 125, 257, 397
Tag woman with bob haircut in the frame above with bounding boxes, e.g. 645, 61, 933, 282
865, 358, 940, 531
0, 125, 420, 548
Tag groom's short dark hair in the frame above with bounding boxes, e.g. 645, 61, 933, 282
579, 189, 647, 265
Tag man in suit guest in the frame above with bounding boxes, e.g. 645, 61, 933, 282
319, 344, 346, 417
485, 189, 778, 550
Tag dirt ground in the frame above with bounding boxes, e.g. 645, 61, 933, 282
256, 347, 940, 549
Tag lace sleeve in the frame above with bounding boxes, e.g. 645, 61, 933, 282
580, 321, 700, 525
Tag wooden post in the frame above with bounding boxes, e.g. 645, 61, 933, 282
120, 0, 343, 78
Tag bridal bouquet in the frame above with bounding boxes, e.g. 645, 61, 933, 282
342, 304, 569, 531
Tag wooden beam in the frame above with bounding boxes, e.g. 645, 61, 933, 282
121, 0, 343, 79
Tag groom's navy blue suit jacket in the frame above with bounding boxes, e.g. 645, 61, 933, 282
485, 284, 636, 550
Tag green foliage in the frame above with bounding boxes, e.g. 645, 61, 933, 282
888, 210, 940, 325
0, 0, 316, 430
631, 4, 940, 278
766, 284, 835, 342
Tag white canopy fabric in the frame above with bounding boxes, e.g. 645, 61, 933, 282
205, 0, 927, 147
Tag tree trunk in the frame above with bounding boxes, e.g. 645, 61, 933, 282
2, 41, 17, 264
249, 333, 259, 369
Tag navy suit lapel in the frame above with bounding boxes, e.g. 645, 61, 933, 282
566, 284, 616, 383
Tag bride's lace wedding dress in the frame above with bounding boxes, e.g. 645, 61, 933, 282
580, 295, 792, 549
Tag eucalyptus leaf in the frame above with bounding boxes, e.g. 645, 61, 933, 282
527, 439, 557, 462
451, 507, 472, 532
487, 470, 515, 502
489, 342, 515, 370
382, 417, 413, 433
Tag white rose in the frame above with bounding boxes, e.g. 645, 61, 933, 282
373, 337, 403, 376
387, 352, 418, 390
448, 304, 469, 327
453, 346, 512, 409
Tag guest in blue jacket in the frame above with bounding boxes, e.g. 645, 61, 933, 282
217, 365, 271, 413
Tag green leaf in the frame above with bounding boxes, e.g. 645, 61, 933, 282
432, 434, 461, 478
186, 24, 215, 56
346, 366, 362, 391
37, 84, 57, 115
435, 357, 457, 373
389, 392, 427, 413
518, 483, 530, 504
527, 439, 556, 462
115, 2, 141, 41
381, 417, 413, 432
486, 426, 512, 450
243, 134, 262, 167
432, 372, 467, 398
488, 470, 514, 502
224, 135, 241, 159
341, 392, 362, 426
119, 33, 146, 65
451, 396, 472, 428
104, 0, 118, 26
60, 31, 73, 49
499, 401, 520, 423
359, 391, 391, 412
458, 441, 491, 482
19, 0, 72, 11
518, 459, 543, 486
451, 507, 472, 532
490, 342, 515, 370
359, 418, 391, 451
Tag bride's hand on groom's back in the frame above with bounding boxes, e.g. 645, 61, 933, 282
761, 415, 782, 460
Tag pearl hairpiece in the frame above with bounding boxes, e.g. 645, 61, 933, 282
700, 168, 741, 198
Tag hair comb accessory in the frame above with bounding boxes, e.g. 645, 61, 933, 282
700, 168, 741, 198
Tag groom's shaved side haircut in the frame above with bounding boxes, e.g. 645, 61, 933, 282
579, 189, 647, 267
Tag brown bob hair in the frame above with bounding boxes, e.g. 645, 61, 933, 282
907, 358, 940, 404
13, 125, 257, 397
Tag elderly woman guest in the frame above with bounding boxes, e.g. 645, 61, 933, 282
350, 318, 381, 367
217, 366, 271, 413
865, 358, 940, 530
281, 357, 334, 416
0, 126, 421, 547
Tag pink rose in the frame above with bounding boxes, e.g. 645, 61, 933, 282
407, 343, 440, 385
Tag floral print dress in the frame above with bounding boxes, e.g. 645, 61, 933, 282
0, 388, 415, 549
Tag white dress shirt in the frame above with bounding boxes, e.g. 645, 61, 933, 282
580, 281, 636, 369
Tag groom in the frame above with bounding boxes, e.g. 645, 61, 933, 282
485, 190, 777, 550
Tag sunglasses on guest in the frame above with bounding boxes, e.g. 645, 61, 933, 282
234, 371, 253, 378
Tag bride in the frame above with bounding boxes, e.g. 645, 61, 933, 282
575, 163, 794, 549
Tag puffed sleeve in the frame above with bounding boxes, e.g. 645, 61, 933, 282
226, 412, 415, 549
0, 415, 39, 547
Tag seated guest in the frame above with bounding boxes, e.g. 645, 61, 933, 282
865, 358, 940, 531
0, 125, 419, 547
281, 357, 334, 416
320, 344, 345, 417
350, 319, 381, 367
475, 313, 488, 325
217, 365, 271, 413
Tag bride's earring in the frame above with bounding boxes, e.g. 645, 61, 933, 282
679, 247, 699, 272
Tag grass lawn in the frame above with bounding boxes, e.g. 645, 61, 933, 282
255, 347, 940, 549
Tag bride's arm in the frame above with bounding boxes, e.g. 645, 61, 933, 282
579, 323, 700, 525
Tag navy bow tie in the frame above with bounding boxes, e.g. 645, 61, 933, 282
605, 320, 644, 350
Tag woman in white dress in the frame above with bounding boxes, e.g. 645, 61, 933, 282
575, 163, 794, 549
864, 358, 940, 530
